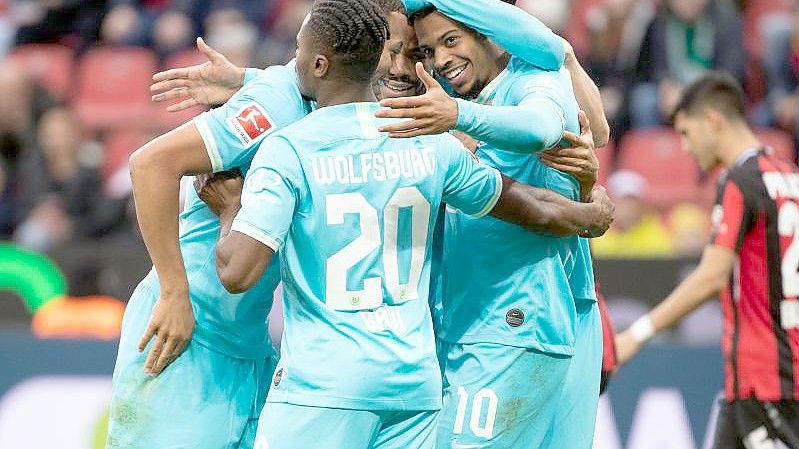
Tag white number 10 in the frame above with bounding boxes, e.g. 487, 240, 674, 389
325, 187, 430, 311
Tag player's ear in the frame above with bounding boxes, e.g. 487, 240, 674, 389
314, 54, 330, 78
703, 107, 725, 132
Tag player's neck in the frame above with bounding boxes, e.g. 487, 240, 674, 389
717, 124, 761, 169
315, 82, 377, 108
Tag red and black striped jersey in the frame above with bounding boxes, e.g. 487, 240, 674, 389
712, 148, 799, 401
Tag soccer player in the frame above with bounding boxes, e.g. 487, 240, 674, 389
372, 2, 604, 447
616, 72, 799, 449
107, 2, 579, 449
207, 1, 612, 448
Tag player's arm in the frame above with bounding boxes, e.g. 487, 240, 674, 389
378, 63, 565, 153
403, 0, 565, 70
563, 42, 610, 147
491, 176, 613, 237
539, 111, 599, 202
615, 245, 736, 364
441, 136, 613, 238
211, 138, 299, 293
616, 178, 751, 365
128, 122, 211, 376
151, 37, 262, 112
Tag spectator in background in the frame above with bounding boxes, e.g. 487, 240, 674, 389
668, 202, 711, 257
14, 0, 106, 51
516, 0, 571, 35
205, 21, 257, 67
585, 0, 655, 134
0, 157, 14, 238
14, 107, 128, 251
758, 2, 799, 152
0, 62, 52, 167
630, 0, 744, 129
256, 0, 310, 66
592, 170, 676, 258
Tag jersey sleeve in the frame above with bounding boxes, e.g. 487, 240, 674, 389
404, 0, 564, 70
230, 136, 304, 252
455, 71, 567, 153
711, 177, 754, 253
193, 63, 307, 173
440, 135, 503, 218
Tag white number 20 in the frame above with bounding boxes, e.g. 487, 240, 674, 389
325, 187, 430, 311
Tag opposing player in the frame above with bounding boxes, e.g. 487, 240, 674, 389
207, 1, 612, 448
616, 72, 799, 448
370, 2, 603, 447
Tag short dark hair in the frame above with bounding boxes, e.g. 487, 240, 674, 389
408, 5, 438, 25
672, 71, 746, 123
369, 0, 406, 15
500, 0, 517, 4
307, 0, 389, 82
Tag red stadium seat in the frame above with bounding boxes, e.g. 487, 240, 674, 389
744, 0, 793, 57
74, 47, 157, 130
754, 127, 795, 163
7, 44, 75, 101
102, 130, 151, 181
617, 127, 701, 207
595, 140, 614, 186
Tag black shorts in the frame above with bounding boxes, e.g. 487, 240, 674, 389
711, 398, 799, 449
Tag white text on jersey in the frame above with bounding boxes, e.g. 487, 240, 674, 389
359, 305, 407, 333
763, 172, 799, 200
311, 147, 436, 186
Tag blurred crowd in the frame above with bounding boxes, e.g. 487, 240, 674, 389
0, 0, 796, 262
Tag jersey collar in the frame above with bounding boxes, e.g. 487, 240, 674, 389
474, 68, 509, 105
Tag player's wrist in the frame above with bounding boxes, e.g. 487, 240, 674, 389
629, 315, 655, 344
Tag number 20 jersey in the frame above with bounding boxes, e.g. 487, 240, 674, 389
712, 148, 799, 402
231, 102, 503, 411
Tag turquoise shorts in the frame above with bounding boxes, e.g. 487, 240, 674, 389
436, 340, 571, 449
543, 300, 602, 449
106, 279, 276, 449
255, 402, 437, 449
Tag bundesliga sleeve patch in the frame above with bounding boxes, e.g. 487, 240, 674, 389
227, 103, 275, 146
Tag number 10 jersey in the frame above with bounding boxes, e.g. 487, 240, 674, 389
231, 102, 503, 411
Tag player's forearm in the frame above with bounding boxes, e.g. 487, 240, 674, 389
129, 149, 189, 297
425, 0, 565, 70
215, 219, 271, 294
214, 208, 248, 293
456, 99, 564, 153
491, 176, 602, 235
649, 262, 725, 333
565, 53, 610, 147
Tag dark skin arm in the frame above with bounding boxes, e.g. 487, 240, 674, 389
491, 177, 613, 237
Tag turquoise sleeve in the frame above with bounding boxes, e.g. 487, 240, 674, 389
406, 0, 565, 70
455, 98, 565, 153
243, 68, 261, 85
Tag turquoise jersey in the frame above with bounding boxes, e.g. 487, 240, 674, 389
439, 57, 597, 356
231, 102, 502, 411
141, 62, 312, 359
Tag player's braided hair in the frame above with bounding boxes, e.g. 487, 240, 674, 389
369, 0, 406, 15
308, 0, 389, 82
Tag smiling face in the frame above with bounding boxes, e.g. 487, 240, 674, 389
374, 11, 425, 99
413, 11, 504, 98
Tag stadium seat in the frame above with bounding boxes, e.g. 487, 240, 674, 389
617, 127, 701, 208
596, 140, 614, 186
102, 130, 151, 181
744, 0, 792, 57
754, 127, 795, 163
74, 47, 157, 130
7, 44, 75, 101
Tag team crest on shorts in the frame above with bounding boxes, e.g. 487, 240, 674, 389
506, 309, 525, 327
273, 367, 284, 387
227, 103, 274, 146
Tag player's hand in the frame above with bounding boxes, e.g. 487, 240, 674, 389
539, 111, 598, 197
195, 170, 244, 218
151, 37, 245, 112
375, 62, 458, 138
615, 330, 642, 367
138, 292, 195, 376
581, 185, 614, 238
